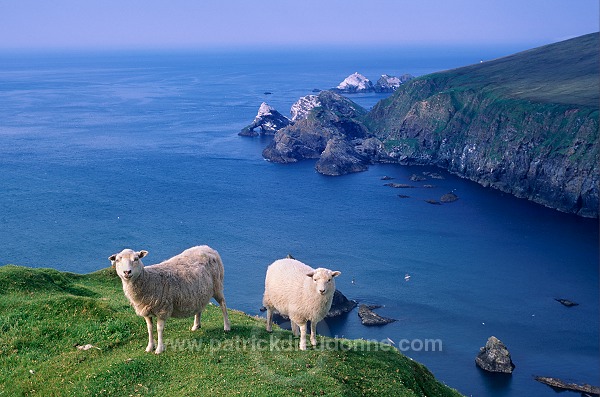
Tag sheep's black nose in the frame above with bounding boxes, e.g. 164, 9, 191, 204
319, 289, 325, 294
123, 270, 132, 276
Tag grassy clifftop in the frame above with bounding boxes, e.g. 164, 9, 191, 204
0, 265, 462, 396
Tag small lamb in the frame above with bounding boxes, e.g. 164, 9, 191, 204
109, 245, 230, 354
263, 258, 341, 350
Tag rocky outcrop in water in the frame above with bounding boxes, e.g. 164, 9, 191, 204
239, 102, 290, 137
375, 74, 415, 92
358, 304, 397, 326
262, 90, 373, 172
534, 376, 600, 395
333, 72, 414, 93
475, 336, 515, 374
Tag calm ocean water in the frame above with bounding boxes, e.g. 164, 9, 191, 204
0, 48, 598, 396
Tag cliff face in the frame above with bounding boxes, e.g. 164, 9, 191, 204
366, 33, 599, 217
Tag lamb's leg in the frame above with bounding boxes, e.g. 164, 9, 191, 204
291, 321, 299, 336
298, 322, 308, 351
310, 321, 318, 347
214, 290, 231, 332
191, 313, 201, 331
155, 317, 166, 354
144, 316, 155, 353
265, 307, 273, 333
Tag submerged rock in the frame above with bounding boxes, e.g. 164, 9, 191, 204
440, 192, 459, 203
358, 304, 397, 326
475, 336, 515, 374
239, 102, 290, 136
555, 298, 579, 307
534, 376, 600, 395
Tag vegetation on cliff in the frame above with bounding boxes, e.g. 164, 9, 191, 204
0, 265, 462, 396
366, 33, 599, 217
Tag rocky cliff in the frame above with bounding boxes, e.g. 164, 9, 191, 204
366, 33, 599, 217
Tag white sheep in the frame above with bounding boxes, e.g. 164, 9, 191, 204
263, 258, 341, 350
109, 245, 230, 354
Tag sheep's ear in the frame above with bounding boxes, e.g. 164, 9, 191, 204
331, 271, 341, 278
306, 271, 315, 278
138, 250, 149, 258
108, 254, 117, 266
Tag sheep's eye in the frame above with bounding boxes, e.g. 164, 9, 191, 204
327, 279, 331, 282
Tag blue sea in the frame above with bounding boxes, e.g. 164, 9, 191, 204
0, 47, 598, 396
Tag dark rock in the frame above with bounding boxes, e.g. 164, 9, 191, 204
316, 137, 370, 176
262, 91, 369, 170
475, 336, 515, 374
326, 289, 358, 318
239, 102, 290, 137
384, 183, 416, 188
425, 199, 441, 205
410, 174, 427, 181
534, 376, 600, 395
555, 298, 579, 307
264, 91, 273, 95
358, 304, 397, 326
398, 195, 410, 198
440, 192, 459, 203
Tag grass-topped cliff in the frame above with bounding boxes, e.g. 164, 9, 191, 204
0, 265, 462, 396
367, 33, 599, 217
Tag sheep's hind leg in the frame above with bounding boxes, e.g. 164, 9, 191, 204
214, 290, 230, 332
291, 321, 299, 336
265, 307, 273, 333
298, 322, 308, 351
144, 316, 155, 353
155, 318, 166, 354
191, 313, 201, 331
310, 321, 318, 347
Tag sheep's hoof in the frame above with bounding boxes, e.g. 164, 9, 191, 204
145, 345, 155, 353
191, 325, 200, 331
155, 346, 165, 354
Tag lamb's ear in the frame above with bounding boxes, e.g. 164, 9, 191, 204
108, 254, 117, 266
138, 250, 149, 258
331, 271, 341, 278
306, 271, 315, 278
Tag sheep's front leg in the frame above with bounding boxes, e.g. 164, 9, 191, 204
310, 321, 318, 347
265, 308, 273, 333
144, 316, 155, 353
155, 318, 166, 354
191, 313, 201, 331
298, 323, 308, 351
291, 321, 299, 336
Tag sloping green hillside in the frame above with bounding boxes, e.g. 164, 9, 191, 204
429, 33, 599, 107
0, 265, 462, 396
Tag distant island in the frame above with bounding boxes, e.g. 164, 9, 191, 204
241, 33, 599, 218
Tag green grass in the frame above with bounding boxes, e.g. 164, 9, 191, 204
422, 33, 599, 107
0, 265, 462, 397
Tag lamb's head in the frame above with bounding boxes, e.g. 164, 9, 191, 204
109, 249, 148, 282
306, 268, 341, 296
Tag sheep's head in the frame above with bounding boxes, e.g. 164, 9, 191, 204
108, 249, 148, 282
306, 268, 341, 296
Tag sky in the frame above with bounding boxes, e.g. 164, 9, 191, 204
0, 0, 598, 50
